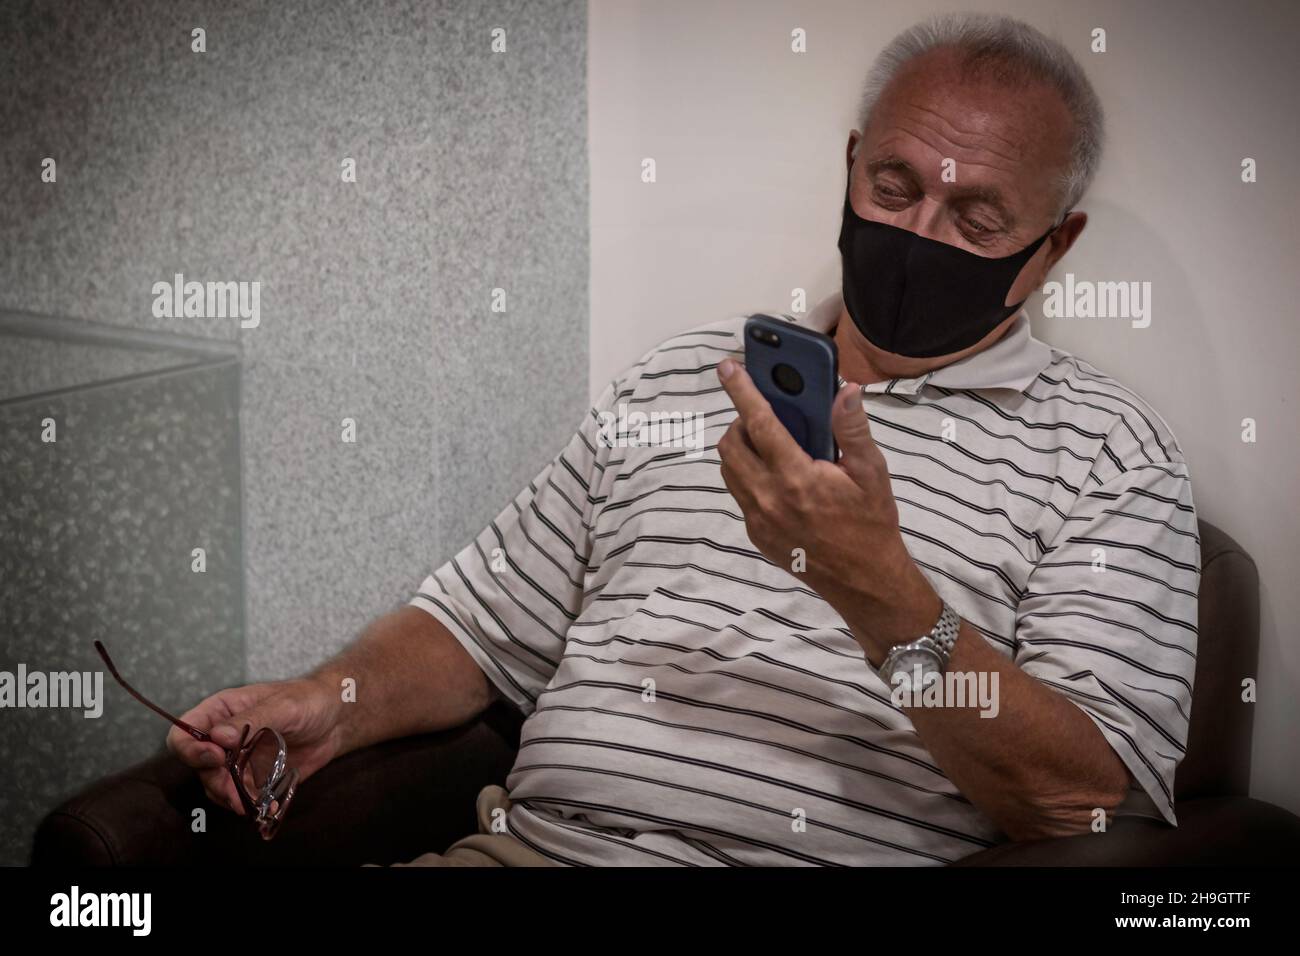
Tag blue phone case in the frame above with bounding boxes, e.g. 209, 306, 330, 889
743, 314, 839, 461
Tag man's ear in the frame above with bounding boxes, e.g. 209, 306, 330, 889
1042, 210, 1088, 273
845, 130, 861, 173
1006, 210, 1089, 306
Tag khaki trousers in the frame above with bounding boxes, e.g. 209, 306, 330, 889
371, 784, 555, 868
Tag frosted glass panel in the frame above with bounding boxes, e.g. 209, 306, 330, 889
0, 337, 244, 865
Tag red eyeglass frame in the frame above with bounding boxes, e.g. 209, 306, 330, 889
93, 640, 298, 840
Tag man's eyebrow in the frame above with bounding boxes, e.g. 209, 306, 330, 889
865, 156, 920, 182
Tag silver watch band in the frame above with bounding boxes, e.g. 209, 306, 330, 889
876, 602, 962, 686
930, 602, 961, 663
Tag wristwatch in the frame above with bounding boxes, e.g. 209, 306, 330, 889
877, 601, 961, 689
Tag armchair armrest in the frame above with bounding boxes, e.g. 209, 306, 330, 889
952, 797, 1300, 866
39, 699, 1298, 868
32, 701, 524, 867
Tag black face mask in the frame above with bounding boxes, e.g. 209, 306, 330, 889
836, 175, 1061, 358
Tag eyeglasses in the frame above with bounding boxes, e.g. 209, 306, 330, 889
93, 640, 298, 840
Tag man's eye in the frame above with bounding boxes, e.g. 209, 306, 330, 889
958, 216, 1005, 248
873, 184, 908, 200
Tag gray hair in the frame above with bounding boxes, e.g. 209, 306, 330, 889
856, 13, 1104, 217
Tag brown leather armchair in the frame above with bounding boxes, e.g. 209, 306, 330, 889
31, 520, 1300, 866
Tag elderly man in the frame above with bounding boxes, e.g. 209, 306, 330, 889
170, 13, 1198, 866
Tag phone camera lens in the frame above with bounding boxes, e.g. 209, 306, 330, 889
772, 363, 804, 396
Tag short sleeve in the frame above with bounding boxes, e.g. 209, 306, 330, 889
1014, 462, 1200, 825
408, 381, 618, 715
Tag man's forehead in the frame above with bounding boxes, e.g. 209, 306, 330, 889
878, 47, 1060, 122
871, 78, 1063, 155
861, 49, 1074, 210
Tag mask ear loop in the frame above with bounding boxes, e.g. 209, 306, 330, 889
1029, 208, 1072, 252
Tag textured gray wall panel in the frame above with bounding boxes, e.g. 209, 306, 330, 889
0, 0, 589, 854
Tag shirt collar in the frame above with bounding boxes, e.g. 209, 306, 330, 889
793, 290, 1054, 395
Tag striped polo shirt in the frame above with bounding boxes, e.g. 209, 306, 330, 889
410, 290, 1200, 866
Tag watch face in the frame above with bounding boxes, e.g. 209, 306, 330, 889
886, 646, 942, 694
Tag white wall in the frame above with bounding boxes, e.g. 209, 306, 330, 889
589, 0, 1299, 813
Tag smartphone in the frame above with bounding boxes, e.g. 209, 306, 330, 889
743, 314, 839, 461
